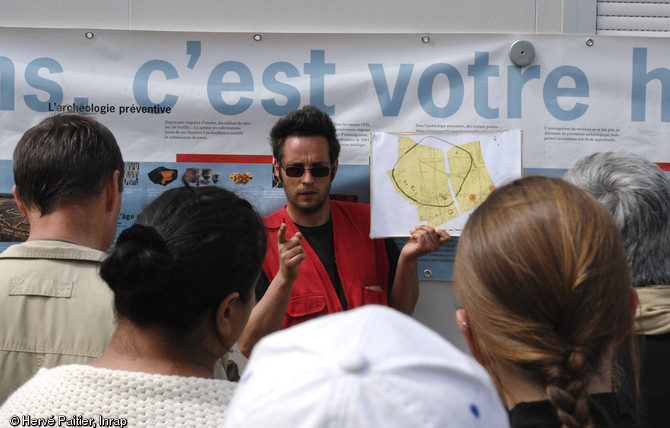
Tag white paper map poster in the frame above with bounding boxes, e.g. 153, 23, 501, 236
371, 130, 522, 237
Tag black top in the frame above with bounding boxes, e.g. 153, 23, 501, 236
638, 332, 670, 428
508, 393, 639, 428
255, 217, 400, 309
296, 218, 346, 309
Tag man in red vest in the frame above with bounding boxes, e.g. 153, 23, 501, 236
238, 106, 449, 357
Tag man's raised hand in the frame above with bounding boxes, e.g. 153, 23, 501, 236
277, 223, 306, 283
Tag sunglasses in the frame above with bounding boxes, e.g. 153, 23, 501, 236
280, 163, 332, 178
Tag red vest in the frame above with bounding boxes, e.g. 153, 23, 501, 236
262, 200, 390, 328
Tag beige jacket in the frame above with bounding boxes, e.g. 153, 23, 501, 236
0, 240, 115, 404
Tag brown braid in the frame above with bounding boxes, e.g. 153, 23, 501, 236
543, 349, 594, 428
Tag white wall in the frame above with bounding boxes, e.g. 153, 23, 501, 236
0, 0, 567, 34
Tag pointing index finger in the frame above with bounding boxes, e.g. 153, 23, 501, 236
278, 222, 288, 244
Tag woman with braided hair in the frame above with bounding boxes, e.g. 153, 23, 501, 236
0, 185, 267, 426
453, 176, 640, 428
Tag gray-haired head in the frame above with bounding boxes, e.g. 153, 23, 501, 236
563, 151, 670, 287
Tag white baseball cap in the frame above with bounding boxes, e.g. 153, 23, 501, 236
224, 305, 509, 428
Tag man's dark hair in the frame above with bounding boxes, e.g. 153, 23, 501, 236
270, 105, 340, 165
13, 114, 124, 215
100, 185, 267, 333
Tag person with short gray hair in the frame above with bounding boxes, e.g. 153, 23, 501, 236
564, 151, 670, 428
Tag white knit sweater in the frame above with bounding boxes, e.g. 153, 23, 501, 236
0, 365, 237, 427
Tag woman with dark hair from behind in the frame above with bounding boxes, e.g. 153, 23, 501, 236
453, 176, 640, 428
0, 185, 267, 426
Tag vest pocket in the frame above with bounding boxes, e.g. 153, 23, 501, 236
362, 284, 388, 305
286, 293, 327, 325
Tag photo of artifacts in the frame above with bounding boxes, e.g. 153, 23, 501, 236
184, 167, 222, 186
148, 166, 256, 188
184, 167, 254, 186
147, 167, 178, 186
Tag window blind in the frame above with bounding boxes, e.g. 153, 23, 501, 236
597, 0, 670, 36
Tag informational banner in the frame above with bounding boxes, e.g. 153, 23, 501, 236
1, 28, 670, 279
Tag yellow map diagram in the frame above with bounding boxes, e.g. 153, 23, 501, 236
387, 136, 495, 227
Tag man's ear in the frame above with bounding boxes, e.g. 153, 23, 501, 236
456, 308, 486, 365
12, 185, 29, 218
273, 160, 283, 184
105, 170, 121, 213
330, 159, 338, 182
